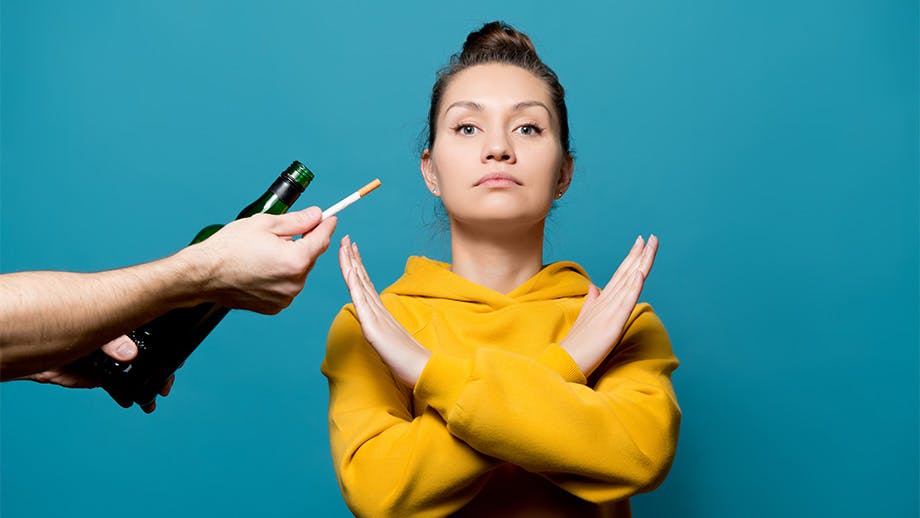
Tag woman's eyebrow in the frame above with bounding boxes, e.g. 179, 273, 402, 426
444, 101, 484, 114
512, 100, 552, 117
443, 100, 552, 118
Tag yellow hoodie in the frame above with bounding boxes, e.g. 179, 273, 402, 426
321, 256, 680, 518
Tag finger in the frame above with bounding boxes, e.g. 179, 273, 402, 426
572, 284, 601, 325
351, 243, 379, 294
636, 234, 659, 278
34, 369, 94, 388
100, 335, 138, 362
346, 266, 376, 325
343, 236, 359, 286
267, 207, 323, 237
346, 245, 389, 330
343, 246, 371, 310
612, 235, 657, 296
605, 236, 645, 292
339, 234, 351, 274
297, 216, 337, 264
610, 270, 646, 321
303, 214, 336, 240
348, 243, 377, 305
104, 387, 134, 409
338, 235, 353, 284
159, 375, 175, 397
603, 272, 645, 352
589, 272, 644, 355
585, 284, 601, 306
350, 243, 394, 323
607, 236, 654, 295
350, 244, 392, 324
624, 270, 646, 313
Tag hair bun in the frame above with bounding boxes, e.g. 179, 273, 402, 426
459, 21, 539, 64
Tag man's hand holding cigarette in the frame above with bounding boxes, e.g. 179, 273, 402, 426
6, 179, 381, 411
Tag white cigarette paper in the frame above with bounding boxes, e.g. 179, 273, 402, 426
322, 179, 381, 220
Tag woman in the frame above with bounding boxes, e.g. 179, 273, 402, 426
322, 21, 680, 517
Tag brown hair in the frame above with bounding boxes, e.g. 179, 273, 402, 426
424, 21, 571, 155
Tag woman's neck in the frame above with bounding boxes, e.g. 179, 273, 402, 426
448, 219, 545, 294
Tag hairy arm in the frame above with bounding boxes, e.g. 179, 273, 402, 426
0, 248, 210, 379
1, 207, 336, 380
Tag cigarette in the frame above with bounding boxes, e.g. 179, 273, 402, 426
321, 179, 382, 220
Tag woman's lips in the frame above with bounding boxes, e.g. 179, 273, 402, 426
475, 172, 522, 187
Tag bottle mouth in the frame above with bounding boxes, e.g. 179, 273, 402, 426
286, 161, 315, 187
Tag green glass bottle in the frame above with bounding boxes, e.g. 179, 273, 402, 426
91, 161, 315, 408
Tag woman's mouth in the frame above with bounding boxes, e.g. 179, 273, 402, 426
475, 172, 522, 187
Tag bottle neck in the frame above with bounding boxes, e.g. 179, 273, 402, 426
236, 162, 314, 219
268, 174, 304, 207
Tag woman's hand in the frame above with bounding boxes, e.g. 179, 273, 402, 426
560, 235, 659, 377
339, 236, 431, 387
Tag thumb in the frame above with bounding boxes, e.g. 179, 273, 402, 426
584, 284, 601, 307
268, 207, 323, 237
101, 335, 138, 362
297, 216, 337, 263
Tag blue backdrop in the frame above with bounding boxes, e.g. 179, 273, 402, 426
2, 1, 917, 516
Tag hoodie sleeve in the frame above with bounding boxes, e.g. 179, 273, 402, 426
413, 302, 681, 504
321, 306, 499, 518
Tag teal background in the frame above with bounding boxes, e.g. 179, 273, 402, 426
1, 1, 917, 516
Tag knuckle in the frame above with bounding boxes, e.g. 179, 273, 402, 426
250, 213, 272, 225
284, 256, 305, 274
289, 211, 306, 225
271, 297, 293, 314
258, 301, 279, 315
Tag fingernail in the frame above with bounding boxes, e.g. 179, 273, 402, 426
115, 336, 134, 356
116, 339, 134, 358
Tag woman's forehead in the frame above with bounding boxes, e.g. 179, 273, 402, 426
439, 64, 554, 116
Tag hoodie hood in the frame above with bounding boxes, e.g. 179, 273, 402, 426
383, 256, 591, 311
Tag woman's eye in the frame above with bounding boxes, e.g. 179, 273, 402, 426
455, 124, 478, 136
517, 124, 543, 136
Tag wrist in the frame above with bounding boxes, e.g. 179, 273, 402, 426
410, 346, 432, 386
558, 340, 589, 376
168, 245, 218, 306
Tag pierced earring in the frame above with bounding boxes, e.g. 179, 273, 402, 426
432, 185, 440, 195
555, 191, 563, 199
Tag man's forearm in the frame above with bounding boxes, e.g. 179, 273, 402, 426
0, 248, 211, 379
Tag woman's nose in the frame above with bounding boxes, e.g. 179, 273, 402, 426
481, 134, 516, 164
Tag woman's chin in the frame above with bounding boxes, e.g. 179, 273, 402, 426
452, 208, 549, 231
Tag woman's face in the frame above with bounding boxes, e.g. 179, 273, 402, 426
421, 63, 572, 229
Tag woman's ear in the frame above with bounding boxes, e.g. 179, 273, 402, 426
420, 149, 441, 197
554, 153, 574, 199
